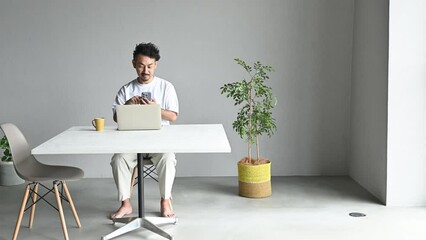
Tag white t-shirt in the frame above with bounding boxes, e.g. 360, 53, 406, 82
112, 76, 179, 125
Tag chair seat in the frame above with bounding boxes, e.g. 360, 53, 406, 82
17, 156, 84, 182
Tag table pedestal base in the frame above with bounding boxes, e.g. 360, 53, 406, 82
101, 217, 177, 240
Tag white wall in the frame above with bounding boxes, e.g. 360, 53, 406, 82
0, 0, 354, 177
387, 0, 426, 206
349, 0, 389, 204
350, 0, 426, 206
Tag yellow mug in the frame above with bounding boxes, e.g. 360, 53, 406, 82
92, 117, 105, 131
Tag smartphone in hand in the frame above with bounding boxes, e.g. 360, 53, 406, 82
141, 92, 152, 101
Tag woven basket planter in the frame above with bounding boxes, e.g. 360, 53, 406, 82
238, 160, 271, 198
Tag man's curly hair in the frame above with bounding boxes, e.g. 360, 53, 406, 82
133, 42, 161, 61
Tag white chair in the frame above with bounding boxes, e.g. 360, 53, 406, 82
130, 155, 158, 195
1, 123, 84, 240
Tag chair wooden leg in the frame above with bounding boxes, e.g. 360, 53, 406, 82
29, 183, 39, 228
130, 166, 138, 195
13, 184, 30, 240
54, 183, 69, 240
61, 181, 81, 228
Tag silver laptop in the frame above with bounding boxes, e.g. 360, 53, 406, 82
116, 104, 162, 130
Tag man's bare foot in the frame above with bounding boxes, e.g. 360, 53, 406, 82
110, 200, 132, 219
160, 198, 176, 218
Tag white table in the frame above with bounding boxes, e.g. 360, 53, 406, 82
32, 124, 231, 240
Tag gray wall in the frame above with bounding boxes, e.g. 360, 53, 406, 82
0, 0, 354, 177
349, 0, 389, 204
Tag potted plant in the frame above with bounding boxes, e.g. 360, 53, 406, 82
0, 135, 24, 185
220, 58, 277, 198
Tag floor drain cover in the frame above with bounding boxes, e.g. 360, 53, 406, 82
349, 212, 366, 217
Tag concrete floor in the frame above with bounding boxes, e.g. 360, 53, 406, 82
0, 176, 426, 240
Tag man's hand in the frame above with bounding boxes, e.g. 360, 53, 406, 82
125, 96, 157, 105
141, 97, 157, 105
125, 96, 142, 105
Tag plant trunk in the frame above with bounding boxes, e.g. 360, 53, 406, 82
247, 143, 251, 164
248, 77, 253, 163
256, 135, 260, 161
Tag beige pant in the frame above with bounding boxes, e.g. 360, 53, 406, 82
110, 153, 177, 201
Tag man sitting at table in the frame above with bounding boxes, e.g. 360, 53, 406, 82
110, 42, 179, 219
